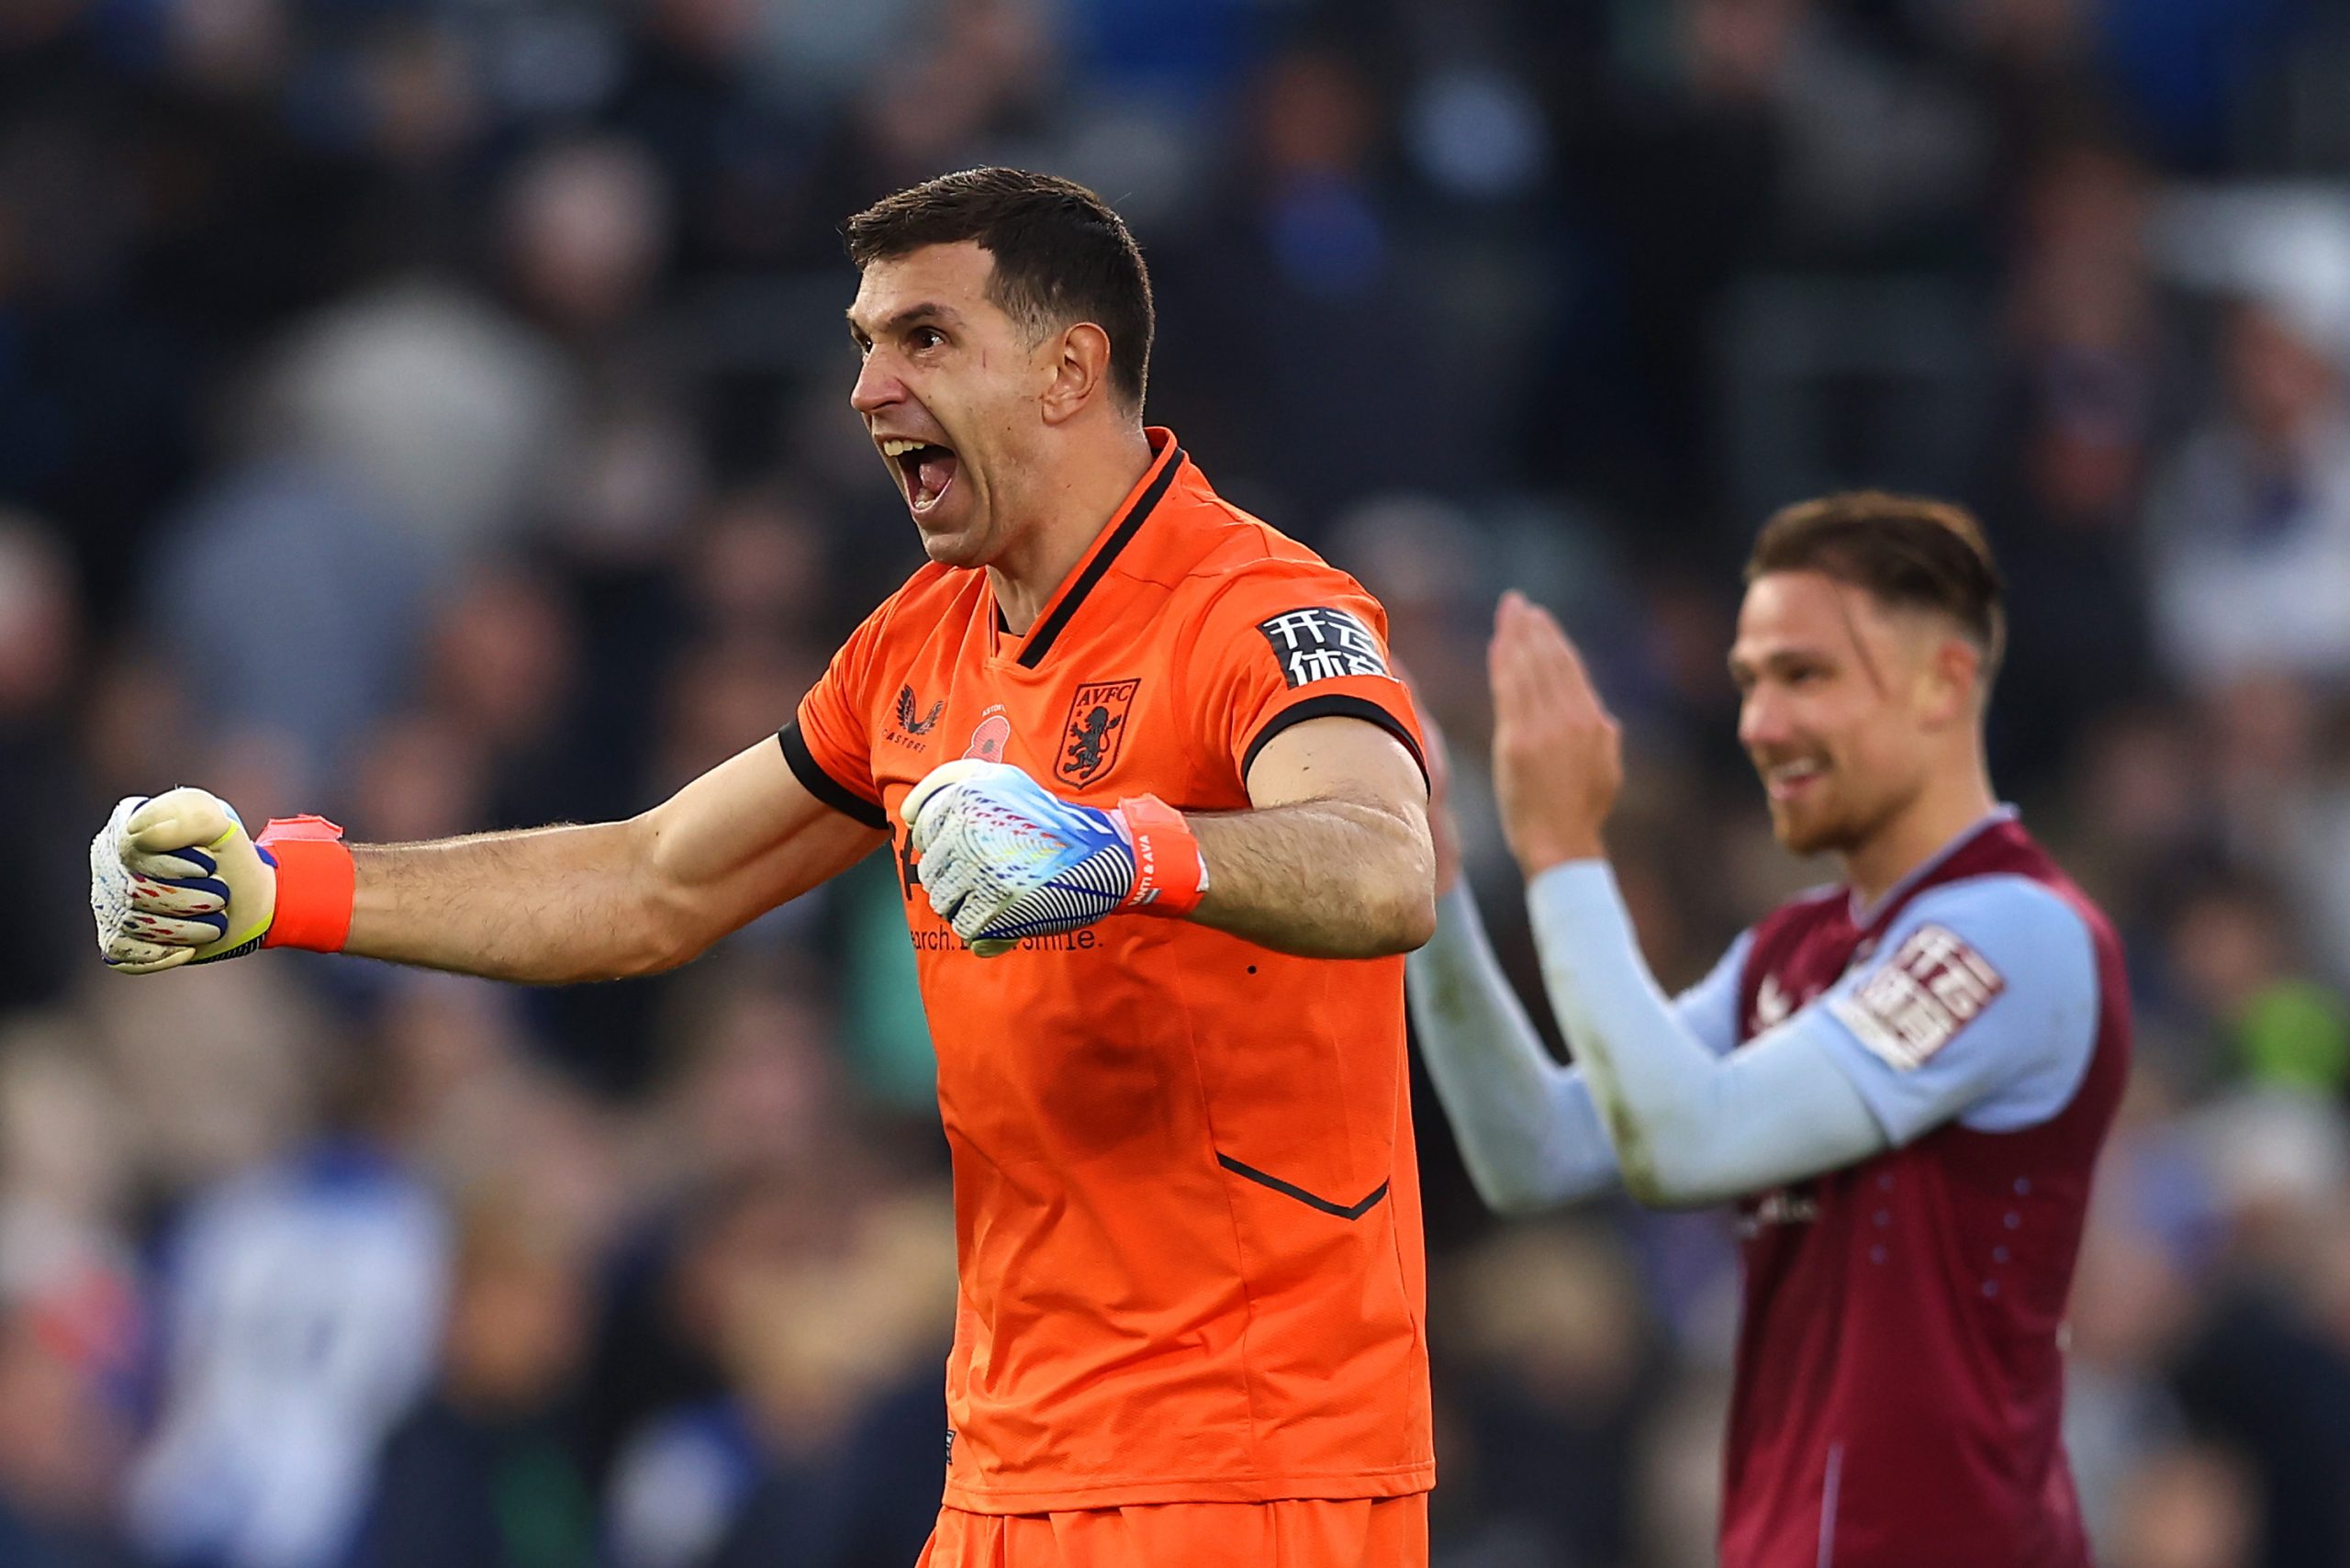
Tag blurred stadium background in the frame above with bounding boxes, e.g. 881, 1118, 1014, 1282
6, 0, 2350, 1564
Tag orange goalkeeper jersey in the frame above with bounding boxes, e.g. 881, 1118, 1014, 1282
781, 429, 1434, 1513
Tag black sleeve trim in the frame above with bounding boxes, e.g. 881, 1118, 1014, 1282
1238, 693, 1429, 791
777, 722, 889, 830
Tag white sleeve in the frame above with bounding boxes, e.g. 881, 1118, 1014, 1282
1805, 875, 2101, 1144
1406, 886, 1620, 1211
1521, 864, 2105, 1205
1673, 929, 1753, 1058
1526, 863, 1888, 1206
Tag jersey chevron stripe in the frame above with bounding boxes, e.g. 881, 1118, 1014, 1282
1216, 1155, 1394, 1221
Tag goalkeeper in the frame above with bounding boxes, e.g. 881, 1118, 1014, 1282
93, 169, 1439, 1568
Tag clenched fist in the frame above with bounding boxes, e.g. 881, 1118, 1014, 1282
89, 788, 280, 973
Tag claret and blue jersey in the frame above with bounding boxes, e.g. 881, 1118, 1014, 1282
1411, 802, 2132, 1568
1698, 812, 2130, 1568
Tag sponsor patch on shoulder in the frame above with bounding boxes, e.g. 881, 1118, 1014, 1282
1256, 607, 1390, 689
1827, 924, 2006, 1070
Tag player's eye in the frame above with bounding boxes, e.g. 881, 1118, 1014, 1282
910, 326, 945, 352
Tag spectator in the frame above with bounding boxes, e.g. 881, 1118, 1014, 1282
126, 1117, 448, 1568
2145, 193, 2350, 690
606, 1183, 951, 1568
352, 1191, 597, 1568
0, 519, 96, 1009
2164, 872, 2350, 1095
2107, 1441, 2259, 1568
0, 1305, 135, 1568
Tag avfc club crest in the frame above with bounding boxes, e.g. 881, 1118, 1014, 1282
1058, 679, 1139, 786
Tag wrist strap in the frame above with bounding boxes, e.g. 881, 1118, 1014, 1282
257, 816, 355, 953
1114, 794, 1208, 918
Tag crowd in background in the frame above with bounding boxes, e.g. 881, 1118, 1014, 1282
6, 0, 2350, 1563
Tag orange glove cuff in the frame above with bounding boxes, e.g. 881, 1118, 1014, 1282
1115, 794, 1208, 918
257, 816, 354, 953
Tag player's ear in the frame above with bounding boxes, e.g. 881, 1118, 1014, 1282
1039, 323, 1113, 426
1919, 633, 1979, 729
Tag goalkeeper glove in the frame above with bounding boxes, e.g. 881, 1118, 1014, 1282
90, 788, 354, 973
899, 759, 1207, 957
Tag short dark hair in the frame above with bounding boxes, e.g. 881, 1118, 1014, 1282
844, 167, 1155, 410
1746, 491, 2007, 689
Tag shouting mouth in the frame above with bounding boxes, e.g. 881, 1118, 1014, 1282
880, 437, 959, 518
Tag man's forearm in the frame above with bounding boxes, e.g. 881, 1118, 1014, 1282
347, 819, 687, 983
1189, 797, 1436, 958
95, 739, 872, 983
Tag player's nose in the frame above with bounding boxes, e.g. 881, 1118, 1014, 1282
850, 352, 902, 416
1739, 689, 1791, 752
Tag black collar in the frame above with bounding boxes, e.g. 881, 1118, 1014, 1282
1014, 445, 1184, 668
